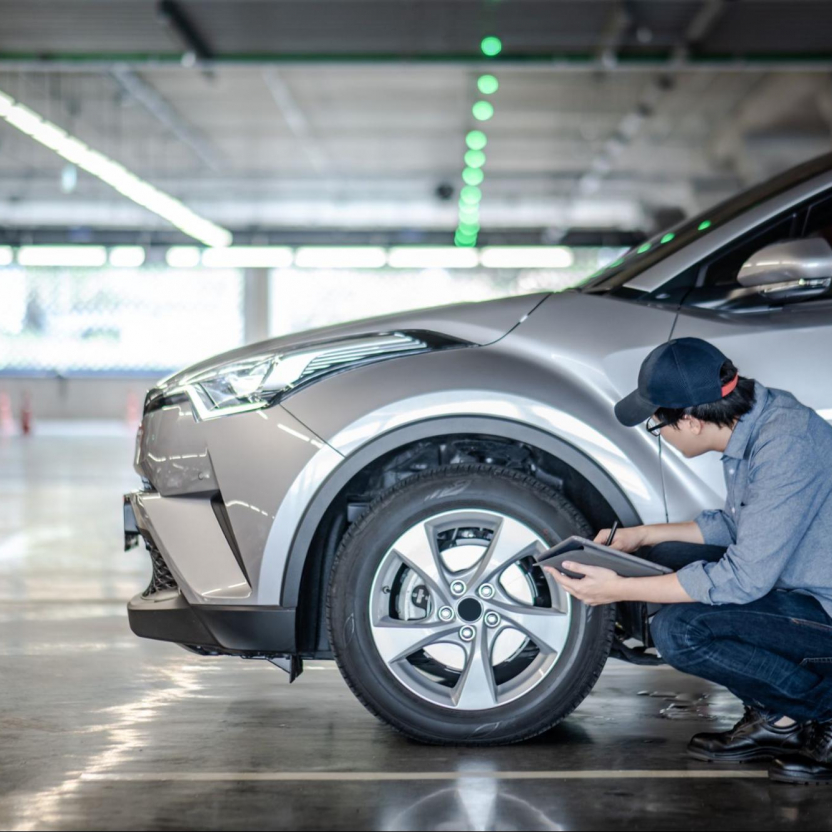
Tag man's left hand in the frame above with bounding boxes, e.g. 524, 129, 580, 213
544, 561, 628, 606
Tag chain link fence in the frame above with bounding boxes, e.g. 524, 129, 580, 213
0, 271, 245, 375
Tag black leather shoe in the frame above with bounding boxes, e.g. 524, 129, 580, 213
687, 706, 811, 763
770, 721, 832, 785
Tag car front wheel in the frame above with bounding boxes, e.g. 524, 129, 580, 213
326, 464, 615, 745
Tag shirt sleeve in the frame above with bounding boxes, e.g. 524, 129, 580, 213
693, 508, 736, 547
677, 434, 826, 606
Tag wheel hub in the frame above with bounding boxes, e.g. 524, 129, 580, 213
369, 508, 573, 711
457, 597, 483, 623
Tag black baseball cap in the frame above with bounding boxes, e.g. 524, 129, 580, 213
614, 337, 738, 427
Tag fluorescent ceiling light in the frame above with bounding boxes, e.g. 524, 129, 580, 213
480, 247, 575, 269
202, 246, 293, 268
0, 246, 12, 267
17, 245, 107, 268
388, 247, 479, 269
294, 247, 387, 269
0, 88, 232, 248
166, 246, 201, 268
108, 246, 146, 268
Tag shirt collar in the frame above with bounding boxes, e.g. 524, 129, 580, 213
721, 379, 769, 461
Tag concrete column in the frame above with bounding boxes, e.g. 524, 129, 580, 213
243, 268, 270, 344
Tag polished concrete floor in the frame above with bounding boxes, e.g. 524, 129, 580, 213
1, 426, 829, 831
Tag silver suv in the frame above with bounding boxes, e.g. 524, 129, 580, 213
125, 153, 832, 745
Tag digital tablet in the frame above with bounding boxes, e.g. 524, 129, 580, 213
533, 535, 672, 579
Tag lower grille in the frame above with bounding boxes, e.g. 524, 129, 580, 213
142, 545, 179, 597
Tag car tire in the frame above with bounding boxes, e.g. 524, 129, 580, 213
326, 463, 615, 745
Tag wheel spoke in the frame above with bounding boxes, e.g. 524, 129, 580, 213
391, 520, 451, 602
372, 617, 458, 664
452, 626, 498, 710
468, 515, 541, 587
490, 599, 571, 655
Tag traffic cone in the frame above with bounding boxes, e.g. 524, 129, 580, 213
126, 391, 140, 429
0, 392, 14, 436
20, 391, 33, 436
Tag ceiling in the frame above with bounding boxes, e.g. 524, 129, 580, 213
1, 0, 832, 245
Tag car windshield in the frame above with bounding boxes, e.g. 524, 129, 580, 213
577, 152, 832, 294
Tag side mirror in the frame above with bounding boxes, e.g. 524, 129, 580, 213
738, 238, 832, 301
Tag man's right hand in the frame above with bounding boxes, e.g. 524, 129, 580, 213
592, 525, 650, 553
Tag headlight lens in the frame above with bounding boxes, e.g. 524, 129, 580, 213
147, 331, 464, 420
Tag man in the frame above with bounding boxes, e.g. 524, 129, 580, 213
546, 337, 832, 786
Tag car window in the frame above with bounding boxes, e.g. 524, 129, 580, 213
579, 152, 832, 295
679, 200, 832, 311
802, 194, 832, 242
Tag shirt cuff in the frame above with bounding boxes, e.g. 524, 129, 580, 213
676, 561, 714, 605
694, 508, 735, 547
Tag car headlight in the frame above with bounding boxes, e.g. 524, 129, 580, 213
145, 331, 467, 420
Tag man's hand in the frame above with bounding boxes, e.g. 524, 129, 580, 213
592, 525, 649, 553
544, 561, 629, 606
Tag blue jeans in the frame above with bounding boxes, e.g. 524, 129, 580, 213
639, 541, 832, 723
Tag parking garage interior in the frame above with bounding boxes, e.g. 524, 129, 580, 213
2, 2, 832, 830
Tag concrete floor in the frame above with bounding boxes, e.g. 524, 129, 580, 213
1, 427, 829, 831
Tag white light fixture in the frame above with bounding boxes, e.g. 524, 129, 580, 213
0, 246, 12, 267
166, 246, 201, 268
108, 246, 146, 268
387, 247, 479, 269
294, 247, 387, 269
479, 247, 575, 269
202, 246, 294, 269
17, 245, 108, 267
0, 89, 232, 248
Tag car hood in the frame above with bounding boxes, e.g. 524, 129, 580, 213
157, 291, 552, 388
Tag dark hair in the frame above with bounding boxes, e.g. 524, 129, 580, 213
654, 359, 756, 429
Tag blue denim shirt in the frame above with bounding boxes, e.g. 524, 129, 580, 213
677, 380, 832, 618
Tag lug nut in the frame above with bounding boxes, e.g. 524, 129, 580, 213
478, 584, 495, 600
438, 606, 455, 622
459, 626, 475, 642
484, 611, 501, 628
451, 580, 466, 596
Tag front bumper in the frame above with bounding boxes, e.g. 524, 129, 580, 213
127, 592, 297, 654
125, 492, 297, 655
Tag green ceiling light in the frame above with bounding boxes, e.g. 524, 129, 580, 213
660, 232, 675, 244
462, 167, 484, 186
607, 258, 624, 269
464, 149, 486, 168
465, 130, 488, 150
477, 74, 499, 95
455, 234, 477, 249
637, 242, 651, 254
698, 220, 712, 231
460, 185, 482, 205
472, 101, 494, 121
458, 219, 480, 233
481, 36, 502, 57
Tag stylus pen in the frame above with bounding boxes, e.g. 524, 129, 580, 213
605, 520, 620, 546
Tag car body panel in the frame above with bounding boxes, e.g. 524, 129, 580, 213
127, 489, 250, 604
134, 401, 343, 605
153, 292, 550, 392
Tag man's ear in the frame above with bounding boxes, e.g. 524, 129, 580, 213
687, 416, 705, 435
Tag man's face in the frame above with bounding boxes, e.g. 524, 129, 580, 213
652, 412, 712, 458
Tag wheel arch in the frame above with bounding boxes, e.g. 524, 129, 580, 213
283, 416, 642, 657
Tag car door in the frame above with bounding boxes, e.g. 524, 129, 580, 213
666, 194, 832, 518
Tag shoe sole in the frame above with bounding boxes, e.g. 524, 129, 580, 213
768, 770, 832, 786
687, 747, 776, 764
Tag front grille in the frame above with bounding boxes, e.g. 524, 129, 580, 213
142, 545, 179, 597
